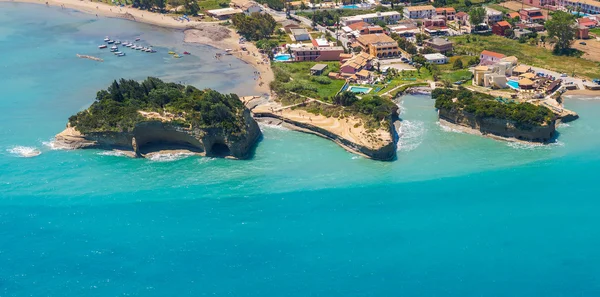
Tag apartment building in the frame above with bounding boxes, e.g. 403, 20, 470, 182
403, 5, 437, 19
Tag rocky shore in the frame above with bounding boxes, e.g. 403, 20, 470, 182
55, 109, 261, 160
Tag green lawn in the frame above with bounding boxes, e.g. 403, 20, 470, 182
272, 61, 346, 99
590, 28, 600, 36
450, 35, 600, 79
198, 0, 230, 11
486, 4, 511, 13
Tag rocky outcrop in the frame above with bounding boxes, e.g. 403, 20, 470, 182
253, 112, 397, 161
438, 108, 556, 143
55, 109, 261, 160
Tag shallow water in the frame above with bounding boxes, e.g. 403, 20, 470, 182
2, 3, 600, 297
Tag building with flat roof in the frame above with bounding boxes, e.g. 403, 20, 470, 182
424, 38, 453, 53
290, 28, 310, 41
485, 7, 504, 24
403, 5, 436, 19
291, 46, 344, 62
310, 64, 328, 75
356, 34, 400, 58
558, 0, 600, 14
340, 11, 401, 26
423, 53, 448, 64
207, 7, 243, 19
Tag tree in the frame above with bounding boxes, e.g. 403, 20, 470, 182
332, 91, 358, 106
453, 58, 464, 70
464, 0, 472, 6
468, 6, 486, 26
231, 13, 277, 41
545, 11, 577, 54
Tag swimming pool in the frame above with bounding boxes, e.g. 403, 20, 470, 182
348, 86, 372, 94
342, 4, 359, 8
273, 54, 292, 62
507, 79, 519, 89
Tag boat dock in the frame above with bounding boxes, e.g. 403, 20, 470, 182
77, 54, 103, 62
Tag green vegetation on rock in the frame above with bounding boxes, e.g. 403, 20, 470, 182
68, 77, 248, 134
433, 88, 555, 127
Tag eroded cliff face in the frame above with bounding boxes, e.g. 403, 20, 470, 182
438, 108, 556, 143
55, 109, 261, 160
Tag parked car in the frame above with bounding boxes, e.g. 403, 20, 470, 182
580, 41, 587, 45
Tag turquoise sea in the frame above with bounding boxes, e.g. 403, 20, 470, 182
2, 3, 600, 296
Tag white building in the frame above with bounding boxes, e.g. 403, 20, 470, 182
340, 11, 402, 26
206, 7, 244, 20
423, 53, 448, 64
558, 0, 600, 14
290, 28, 311, 41
403, 5, 437, 19
484, 7, 504, 24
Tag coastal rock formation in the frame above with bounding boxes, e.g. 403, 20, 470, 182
55, 109, 261, 159
438, 108, 556, 143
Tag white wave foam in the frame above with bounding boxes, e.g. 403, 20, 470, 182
558, 122, 570, 128
97, 150, 128, 157
42, 139, 70, 150
437, 121, 464, 134
147, 152, 196, 162
397, 120, 425, 152
259, 122, 290, 131
198, 157, 216, 163
506, 140, 564, 150
7, 146, 41, 158
351, 155, 361, 160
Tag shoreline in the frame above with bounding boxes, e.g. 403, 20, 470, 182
0, 0, 273, 95
438, 118, 550, 145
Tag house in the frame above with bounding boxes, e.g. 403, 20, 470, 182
507, 12, 521, 20
492, 21, 512, 36
312, 37, 330, 47
281, 20, 301, 33
310, 64, 328, 75
339, 53, 353, 62
403, 5, 437, 19
515, 22, 545, 31
291, 46, 345, 61
206, 7, 243, 20
485, 7, 504, 24
423, 53, 448, 64
356, 69, 372, 79
435, 7, 456, 20
512, 65, 531, 75
480, 50, 506, 65
423, 15, 446, 28
388, 20, 420, 37
558, 0, 600, 14
455, 12, 469, 25
230, 0, 262, 14
577, 25, 590, 39
514, 28, 533, 39
347, 22, 385, 35
520, 8, 545, 23
356, 34, 400, 58
341, 11, 401, 26
340, 52, 373, 74
290, 28, 310, 41
424, 37, 453, 53
524, 0, 557, 9
578, 17, 598, 28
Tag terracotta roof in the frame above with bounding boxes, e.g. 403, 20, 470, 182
481, 50, 506, 59
508, 12, 520, 19
405, 5, 435, 11
456, 12, 468, 18
513, 65, 530, 73
520, 72, 536, 79
357, 69, 371, 77
518, 78, 534, 86
496, 21, 511, 27
341, 52, 372, 71
436, 7, 456, 13
356, 34, 396, 46
348, 21, 368, 31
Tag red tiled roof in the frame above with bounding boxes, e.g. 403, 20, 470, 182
530, 15, 546, 19
481, 50, 506, 59
348, 21, 368, 31
496, 21, 511, 27
456, 11, 468, 18
436, 7, 456, 13
508, 12, 520, 19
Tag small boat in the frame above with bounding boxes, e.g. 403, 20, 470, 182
103, 36, 110, 42
135, 37, 141, 41
110, 48, 118, 52
117, 52, 126, 56
224, 48, 232, 52
98, 44, 107, 49
142, 47, 148, 51
135, 46, 141, 50
168, 51, 176, 55
114, 51, 122, 55
148, 48, 156, 53
111, 45, 118, 50
173, 54, 181, 58
107, 40, 115, 44
115, 40, 121, 45
183, 51, 191, 55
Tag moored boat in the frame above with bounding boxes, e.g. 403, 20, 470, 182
98, 44, 107, 49
107, 40, 115, 44
183, 51, 191, 55
173, 54, 181, 58
117, 52, 126, 56
103, 36, 110, 42
135, 37, 141, 41
168, 51, 176, 55
115, 40, 121, 45
111, 45, 118, 50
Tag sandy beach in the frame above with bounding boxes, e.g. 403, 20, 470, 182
563, 89, 600, 97
0, 0, 273, 95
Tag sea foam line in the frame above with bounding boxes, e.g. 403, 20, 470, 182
397, 120, 426, 152
6, 146, 41, 158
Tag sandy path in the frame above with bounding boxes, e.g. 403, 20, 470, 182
1, 0, 273, 95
